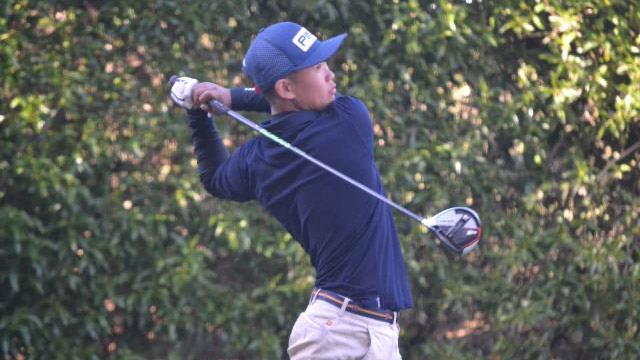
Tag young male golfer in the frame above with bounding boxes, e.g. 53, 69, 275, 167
170, 22, 413, 359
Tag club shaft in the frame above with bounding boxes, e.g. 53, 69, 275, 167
209, 99, 427, 225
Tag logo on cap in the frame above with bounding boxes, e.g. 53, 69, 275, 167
292, 27, 316, 52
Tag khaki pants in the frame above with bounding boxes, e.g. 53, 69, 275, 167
288, 299, 402, 360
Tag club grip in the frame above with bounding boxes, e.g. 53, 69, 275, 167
168, 75, 230, 114
208, 99, 230, 114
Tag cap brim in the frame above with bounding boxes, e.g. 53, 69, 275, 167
292, 33, 347, 71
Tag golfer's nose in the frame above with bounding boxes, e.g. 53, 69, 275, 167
326, 66, 335, 82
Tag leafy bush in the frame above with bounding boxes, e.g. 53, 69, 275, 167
1, 0, 637, 358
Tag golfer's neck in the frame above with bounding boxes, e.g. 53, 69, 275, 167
269, 98, 307, 115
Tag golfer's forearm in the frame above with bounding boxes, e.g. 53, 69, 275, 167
187, 108, 229, 186
230, 87, 271, 113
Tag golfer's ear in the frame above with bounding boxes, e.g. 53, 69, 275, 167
273, 78, 296, 100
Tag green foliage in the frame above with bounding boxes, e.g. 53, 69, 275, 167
1, 0, 638, 359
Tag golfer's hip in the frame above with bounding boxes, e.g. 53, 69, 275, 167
309, 288, 399, 325
287, 289, 402, 360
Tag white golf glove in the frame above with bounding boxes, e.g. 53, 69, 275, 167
170, 76, 198, 109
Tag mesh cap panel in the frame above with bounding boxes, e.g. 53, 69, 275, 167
252, 40, 293, 91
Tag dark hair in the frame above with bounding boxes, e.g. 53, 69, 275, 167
263, 71, 299, 103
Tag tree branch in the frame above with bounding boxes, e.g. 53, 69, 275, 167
596, 140, 640, 182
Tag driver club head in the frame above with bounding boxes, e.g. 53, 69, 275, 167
423, 207, 482, 255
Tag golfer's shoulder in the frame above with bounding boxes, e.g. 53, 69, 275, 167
330, 95, 373, 143
333, 95, 369, 115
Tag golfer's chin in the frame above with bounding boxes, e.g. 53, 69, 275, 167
326, 91, 338, 105
320, 97, 336, 111
307, 96, 335, 112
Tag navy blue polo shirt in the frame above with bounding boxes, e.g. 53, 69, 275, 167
188, 91, 413, 311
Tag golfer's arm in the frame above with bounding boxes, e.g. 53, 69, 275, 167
187, 108, 229, 187
230, 87, 271, 113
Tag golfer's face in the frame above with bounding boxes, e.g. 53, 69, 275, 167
291, 62, 336, 111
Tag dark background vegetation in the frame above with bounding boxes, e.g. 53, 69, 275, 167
2, 0, 638, 358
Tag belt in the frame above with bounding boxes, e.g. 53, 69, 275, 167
310, 288, 397, 325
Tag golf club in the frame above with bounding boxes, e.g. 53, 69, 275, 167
170, 75, 482, 255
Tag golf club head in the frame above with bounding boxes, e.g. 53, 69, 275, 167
422, 207, 482, 256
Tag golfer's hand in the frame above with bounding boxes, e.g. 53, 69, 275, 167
170, 76, 198, 109
192, 82, 231, 115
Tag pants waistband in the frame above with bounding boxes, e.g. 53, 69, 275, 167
310, 288, 397, 325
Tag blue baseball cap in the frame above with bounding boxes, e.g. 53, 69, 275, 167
242, 22, 347, 93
